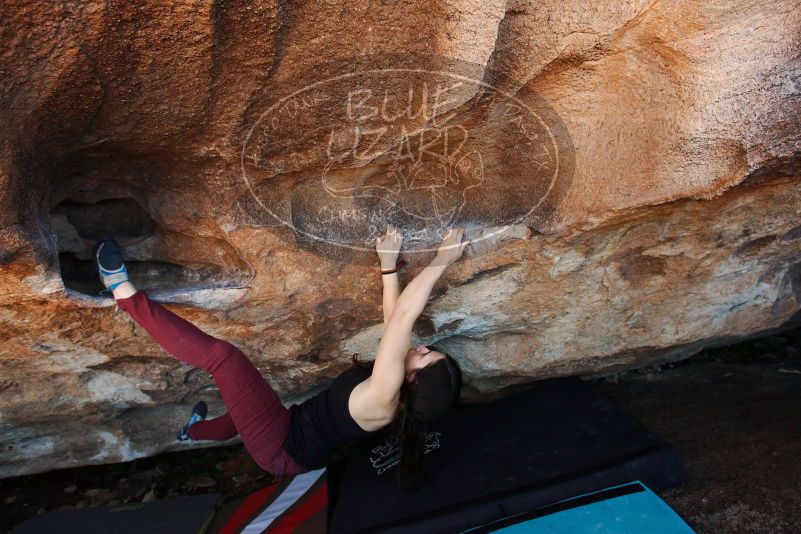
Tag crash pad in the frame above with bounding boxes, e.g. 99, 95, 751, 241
327, 377, 685, 534
466, 481, 694, 533
11, 493, 220, 534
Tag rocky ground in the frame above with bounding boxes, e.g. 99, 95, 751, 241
1, 330, 799, 533
599, 333, 801, 533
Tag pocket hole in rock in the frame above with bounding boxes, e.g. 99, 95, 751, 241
51, 197, 251, 297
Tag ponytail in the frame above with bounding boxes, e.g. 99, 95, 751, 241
393, 381, 427, 491
350, 349, 462, 492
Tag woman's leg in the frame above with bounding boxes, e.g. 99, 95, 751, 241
188, 412, 238, 441
116, 290, 308, 476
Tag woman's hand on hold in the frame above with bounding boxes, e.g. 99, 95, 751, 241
434, 227, 468, 267
376, 224, 403, 269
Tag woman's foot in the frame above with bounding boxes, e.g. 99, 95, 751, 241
94, 238, 129, 291
177, 401, 208, 441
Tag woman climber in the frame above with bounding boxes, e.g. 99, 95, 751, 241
95, 226, 466, 490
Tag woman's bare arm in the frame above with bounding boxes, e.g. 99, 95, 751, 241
381, 274, 401, 325
375, 226, 403, 326
367, 228, 468, 407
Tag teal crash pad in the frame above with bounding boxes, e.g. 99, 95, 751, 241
469, 481, 694, 534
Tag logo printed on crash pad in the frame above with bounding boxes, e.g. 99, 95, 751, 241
368, 431, 442, 475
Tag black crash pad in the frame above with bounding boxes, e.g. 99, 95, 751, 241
11, 493, 220, 534
327, 377, 684, 534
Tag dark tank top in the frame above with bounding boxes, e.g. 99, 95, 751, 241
283, 366, 385, 469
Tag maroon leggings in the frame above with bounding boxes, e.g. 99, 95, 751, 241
117, 291, 308, 477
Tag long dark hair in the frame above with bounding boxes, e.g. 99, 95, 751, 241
351, 345, 462, 491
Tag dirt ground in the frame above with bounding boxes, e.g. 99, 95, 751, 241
1, 331, 799, 533
597, 332, 801, 533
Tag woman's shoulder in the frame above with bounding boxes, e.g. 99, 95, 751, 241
347, 371, 397, 432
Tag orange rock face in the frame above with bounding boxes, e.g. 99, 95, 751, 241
0, 0, 799, 477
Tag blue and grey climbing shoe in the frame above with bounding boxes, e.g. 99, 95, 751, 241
177, 401, 208, 441
95, 238, 129, 291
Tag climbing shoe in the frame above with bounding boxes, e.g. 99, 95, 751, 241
177, 401, 208, 441
94, 238, 129, 291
